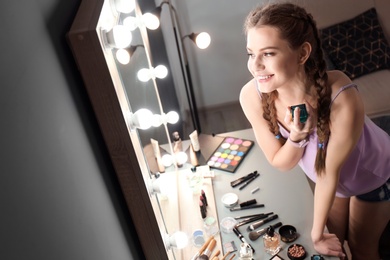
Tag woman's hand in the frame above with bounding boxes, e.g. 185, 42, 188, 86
313, 233, 346, 259
284, 102, 316, 141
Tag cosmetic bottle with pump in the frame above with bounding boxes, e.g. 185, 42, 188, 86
263, 225, 281, 255
239, 242, 253, 260
172, 131, 183, 167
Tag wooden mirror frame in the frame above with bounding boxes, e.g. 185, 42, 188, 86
67, 0, 168, 259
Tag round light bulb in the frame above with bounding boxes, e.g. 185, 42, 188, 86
151, 114, 163, 127
195, 32, 211, 49
106, 25, 132, 48
161, 154, 173, 167
176, 151, 188, 165
171, 231, 188, 249
132, 108, 153, 129
137, 68, 151, 82
123, 16, 138, 31
115, 49, 130, 65
154, 65, 168, 79
115, 0, 135, 13
142, 13, 160, 30
166, 111, 179, 124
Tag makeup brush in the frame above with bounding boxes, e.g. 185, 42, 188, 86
247, 214, 278, 231
190, 236, 213, 260
248, 221, 283, 241
210, 249, 220, 260
220, 251, 232, 260
198, 238, 217, 260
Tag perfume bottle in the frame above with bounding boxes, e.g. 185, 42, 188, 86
239, 242, 253, 260
263, 225, 281, 255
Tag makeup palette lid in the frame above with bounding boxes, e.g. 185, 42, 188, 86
221, 193, 238, 208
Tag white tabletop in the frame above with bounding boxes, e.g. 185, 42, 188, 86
210, 128, 337, 260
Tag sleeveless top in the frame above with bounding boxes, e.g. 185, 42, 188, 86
256, 82, 390, 197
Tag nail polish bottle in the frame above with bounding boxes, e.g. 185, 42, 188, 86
263, 225, 281, 255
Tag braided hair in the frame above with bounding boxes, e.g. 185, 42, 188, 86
244, 3, 331, 175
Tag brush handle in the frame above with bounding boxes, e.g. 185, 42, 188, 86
191, 236, 213, 260
198, 239, 216, 259
249, 221, 282, 241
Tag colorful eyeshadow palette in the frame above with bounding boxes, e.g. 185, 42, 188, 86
206, 137, 254, 172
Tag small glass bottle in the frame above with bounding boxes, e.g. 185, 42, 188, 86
239, 242, 253, 260
263, 225, 281, 255
172, 131, 183, 167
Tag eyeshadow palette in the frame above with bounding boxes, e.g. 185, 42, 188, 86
206, 136, 254, 172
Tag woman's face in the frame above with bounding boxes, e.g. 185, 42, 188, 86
246, 26, 302, 93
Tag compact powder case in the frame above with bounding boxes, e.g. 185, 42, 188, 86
221, 193, 238, 208
279, 225, 298, 242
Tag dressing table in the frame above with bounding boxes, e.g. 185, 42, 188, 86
158, 128, 338, 259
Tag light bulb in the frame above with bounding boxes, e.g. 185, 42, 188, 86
137, 68, 152, 82
164, 231, 188, 250
114, 0, 135, 14
142, 13, 160, 30
161, 154, 173, 167
122, 16, 138, 31
148, 175, 169, 196
115, 49, 130, 64
129, 108, 153, 129
151, 114, 163, 127
154, 65, 168, 79
104, 25, 132, 48
195, 32, 211, 49
176, 151, 188, 165
166, 111, 179, 124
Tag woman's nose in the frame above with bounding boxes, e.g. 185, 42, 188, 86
253, 58, 265, 70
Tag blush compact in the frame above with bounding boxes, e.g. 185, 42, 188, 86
279, 225, 298, 242
287, 244, 306, 260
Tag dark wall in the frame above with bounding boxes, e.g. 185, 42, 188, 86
0, 1, 143, 259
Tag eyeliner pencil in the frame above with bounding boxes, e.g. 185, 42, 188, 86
238, 173, 260, 190
229, 204, 264, 212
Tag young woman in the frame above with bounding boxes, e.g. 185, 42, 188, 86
240, 3, 390, 259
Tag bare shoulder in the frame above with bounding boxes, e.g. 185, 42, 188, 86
326, 70, 352, 94
239, 78, 259, 108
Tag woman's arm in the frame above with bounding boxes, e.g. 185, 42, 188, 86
311, 78, 365, 256
240, 79, 312, 171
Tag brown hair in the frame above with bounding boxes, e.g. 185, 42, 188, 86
244, 3, 331, 175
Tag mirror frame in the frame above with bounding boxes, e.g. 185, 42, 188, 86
67, 0, 168, 259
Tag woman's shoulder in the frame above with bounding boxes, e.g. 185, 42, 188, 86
240, 78, 257, 99
326, 70, 353, 93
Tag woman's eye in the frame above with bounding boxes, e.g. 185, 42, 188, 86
247, 53, 255, 58
263, 52, 274, 57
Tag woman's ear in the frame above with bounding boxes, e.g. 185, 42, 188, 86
299, 42, 312, 64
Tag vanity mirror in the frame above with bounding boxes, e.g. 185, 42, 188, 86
67, 0, 186, 259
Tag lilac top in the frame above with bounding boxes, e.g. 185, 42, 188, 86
257, 82, 390, 197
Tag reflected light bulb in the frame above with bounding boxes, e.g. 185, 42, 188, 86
154, 65, 168, 79
137, 68, 152, 82
166, 111, 179, 124
123, 16, 138, 31
149, 175, 169, 196
131, 108, 153, 129
176, 151, 188, 165
114, 0, 135, 13
105, 25, 132, 48
151, 114, 163, 127
115, 49, 130, 64
195, 32, 211, 49
142, 13, 160, 30
161, 154, 173, 167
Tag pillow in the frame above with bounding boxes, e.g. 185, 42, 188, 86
320, 8, 390, 79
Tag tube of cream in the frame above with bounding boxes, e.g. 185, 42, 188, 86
189, 130, 200, 152
150, 138, 165, 173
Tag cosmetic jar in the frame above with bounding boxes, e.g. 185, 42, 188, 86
221, 192, 238, 208
203, 216, 219, 236
279, 225, 298, 242
287, 244, 306, 260
220, 217, 238, 233
192, 229, 205, 247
